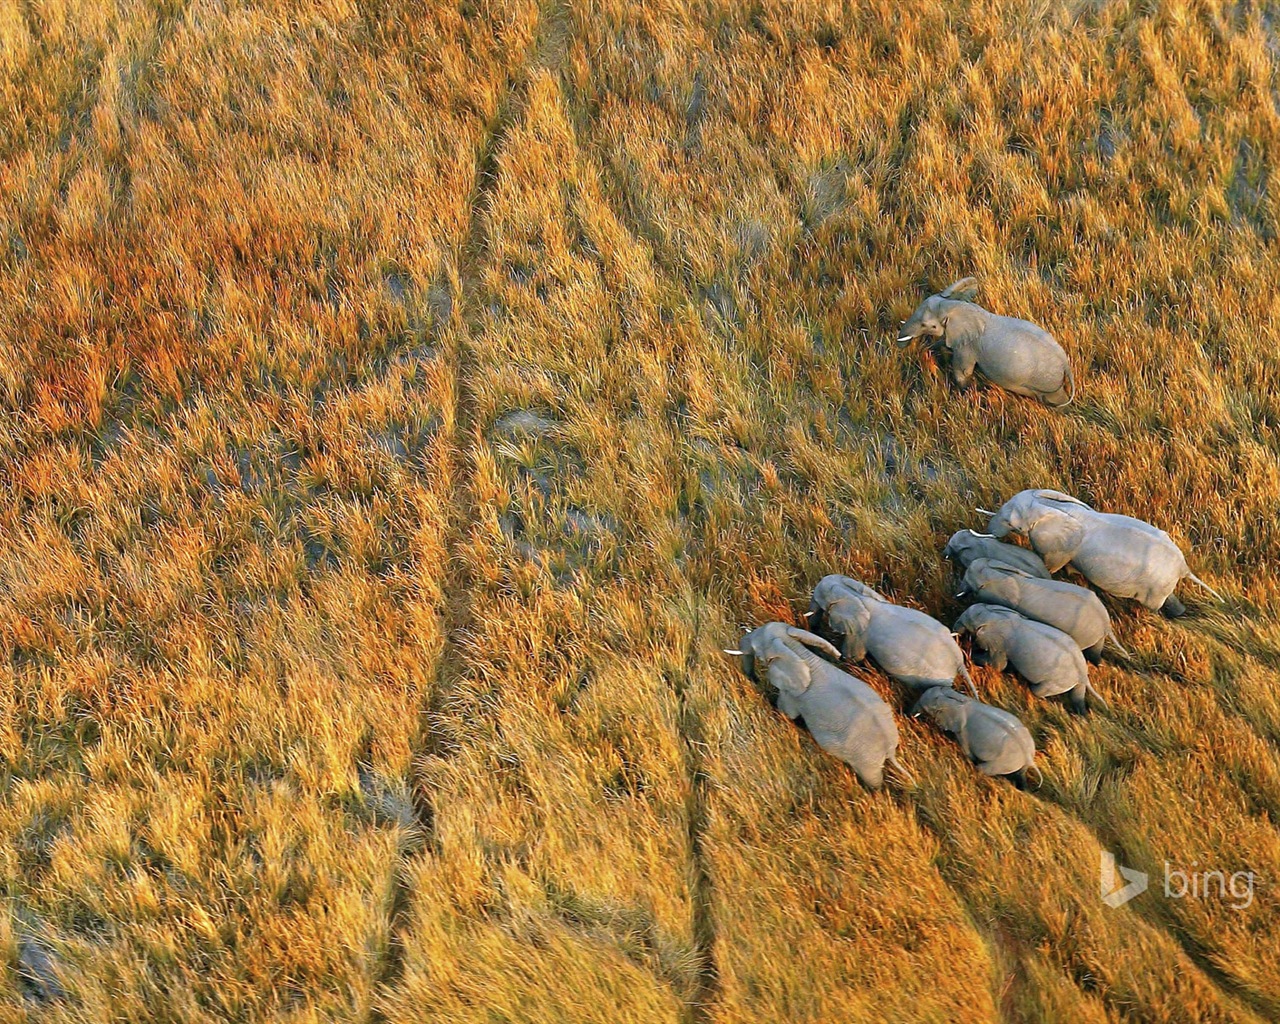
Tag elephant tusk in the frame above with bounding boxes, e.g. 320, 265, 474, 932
897, 335, 913, 343
950, 631, 962, 639
955, 591, 968, 598
722, 649, 744, 656
975, 508, 998, 516
967, 530, 995, 538
801, 610, 814, 618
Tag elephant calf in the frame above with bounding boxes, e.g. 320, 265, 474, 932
898, 277, 1074, 407
943, 529, 1051, 579
808, 574, 977, 696
985, 488, 1222, 617
954, 605, 1106, 713
958, 557, 1126, 662
912, 687, 1041, 787
725, 622, 907, 790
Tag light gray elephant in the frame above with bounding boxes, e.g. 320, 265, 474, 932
943, 529, 1051, 579
982, 489, 1221, 617
897, 277, 1074, 406
911, 687, 1041, 788
957, 557, 1128, 662
954, 605, 1107, 712
807, 574, 977, 696
724, 622, 908, 790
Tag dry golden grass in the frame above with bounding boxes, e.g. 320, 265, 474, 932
2, 0, 1280, 1020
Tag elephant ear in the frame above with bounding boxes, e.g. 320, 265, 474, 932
933, 688, 969, 725
987, 559, 1034, 579
1034, 489, 1090, 508
837, 575, 883, 601
940, 276, 979, 301
827, 599, 872, 661
967, 558, 1026, 585
1028, 509, 1085, 570
764, 649, 812, 696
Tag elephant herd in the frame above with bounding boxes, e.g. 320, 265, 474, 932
726, 491, 1221, 790
724, 280, 1223, 789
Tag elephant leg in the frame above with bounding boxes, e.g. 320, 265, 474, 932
1041, 385, 1071, 408
975, 759, 1007, 777
1040, 551, 1072, 573
1068, 682, 1090, 715
1083, 640, 1104, 664
1161, 593, 1186, 619
1009, 767, 1029, 790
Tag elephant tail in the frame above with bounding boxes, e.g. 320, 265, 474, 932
1062, 362, 1076, 407
958, 662, 979, 699
1085, 680, 1111, 710
887, 755, 917, 787
1185, 572, 1223, 601
1106, 628, 1131, 660
1027, 761, 1044, 790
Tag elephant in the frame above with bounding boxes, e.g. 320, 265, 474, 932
942, 528, 1051, 579
911, 686, 1041, 788
957, 557, 1128, 662
954, 604, 1107, 713
982, 489, 1222, 617
897, 277, 1074, 407
807, 574, 977, 696
724, 622, 908, 790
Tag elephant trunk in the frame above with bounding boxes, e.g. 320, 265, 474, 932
785, 625, 842, 661
897, 316, 925, 346
986, 514, 1013, 539
797, 649, 832, 673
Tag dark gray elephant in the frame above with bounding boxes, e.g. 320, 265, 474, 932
807, 575, 977, 696
911, 687, 1041, 788
724, 622, 908, 790
954, 605, 1107, 712
957, 557, 1128, 662
943, 529, 1051, 579
983, 489, 1221, 617
897, 277, 1074, 406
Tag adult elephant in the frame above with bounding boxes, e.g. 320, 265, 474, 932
724, 623, 909, 791
897, 277, 1074, 407
983, 489, 1221, 617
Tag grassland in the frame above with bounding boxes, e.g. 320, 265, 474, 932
1, 0, 1279, 1020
